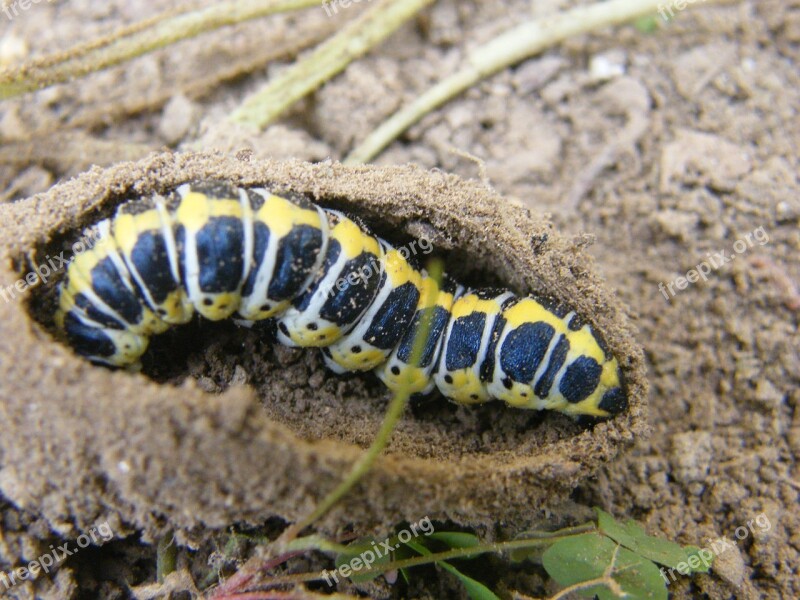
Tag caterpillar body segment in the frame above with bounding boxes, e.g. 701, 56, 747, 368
55, 181, 628, 419
486, 298, 623, 417
321, 243, 434, 374
173, 181, 253, 321
275, 211, 383, 348
112, 196, 195, 326
434, 289, 516, 405
56, 220, 159, 366
373, 279, 460, 396
239, 190, 329, 322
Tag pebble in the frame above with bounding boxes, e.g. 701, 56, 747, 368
669, 431, 713, 484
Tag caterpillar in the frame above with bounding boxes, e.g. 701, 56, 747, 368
54, 180, 627, 418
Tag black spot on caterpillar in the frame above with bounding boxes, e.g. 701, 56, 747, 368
55, 181, 627, 418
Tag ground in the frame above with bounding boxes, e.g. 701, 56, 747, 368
0, 0, 798, 599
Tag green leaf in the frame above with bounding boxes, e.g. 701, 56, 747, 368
437, 561, 501, 600
542, 533, 609, 594
596, 508, 639, 548
335, 537, 395, 583
404, 540, 500, 600
509, 543, 545, 563
508, 528, 570, 563
427, 532, 481, 549
683, 545, 712, 574
595, 508, 692, 570
394, 543, 418, 584
542, 533, 667, 600
403, 539, 431, 556
604, 548, 667, 600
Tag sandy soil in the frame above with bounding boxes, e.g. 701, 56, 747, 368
0, 0, 798, 599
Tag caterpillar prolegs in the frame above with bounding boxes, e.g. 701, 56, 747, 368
55, 181, 627, 418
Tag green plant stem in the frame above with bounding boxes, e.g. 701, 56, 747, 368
265, 527, 596, 586
285, 259, 444, 538
0, 0, 322, 99
291, 388, 412, 534
229, 0, 436, 127
344, 0, 682, 164
515, 522, 596, 539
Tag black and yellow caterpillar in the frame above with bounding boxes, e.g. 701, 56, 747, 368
55, 181, 627, 418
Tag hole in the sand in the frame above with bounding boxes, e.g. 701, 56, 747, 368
25, 205, 586, 462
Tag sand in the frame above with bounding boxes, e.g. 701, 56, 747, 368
0, 0, 797, 598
